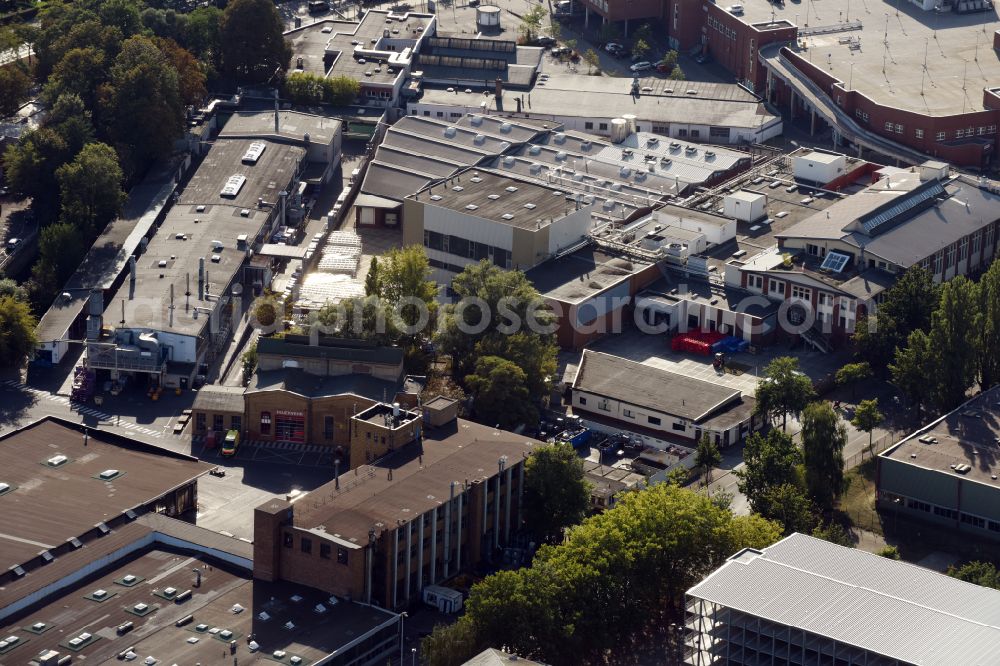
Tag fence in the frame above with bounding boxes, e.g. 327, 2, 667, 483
845, 430, 902, 469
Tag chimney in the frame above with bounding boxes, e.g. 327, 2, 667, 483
280, 190, 288, 227
273, 89, 280, 133
198, 257, 205, 299
495, 77, 503, 112
129, 256, 136, 299
185, 273, 191, 312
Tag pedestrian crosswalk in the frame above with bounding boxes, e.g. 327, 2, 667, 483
192, 434, 327, 455
2, 379, 165, 438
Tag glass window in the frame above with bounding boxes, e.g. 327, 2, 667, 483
283, 532, 293, 548
915, 128, 924, 139
648, 416, 662, 426
320, 543, 331, 559
260, 411, 271, 435
338, 547, 349, 565
936, 131, 946, 141
213, 414, 224, 432
301, 537, 312, 554
585, 121, 594, 130
196, 412, 206, 433
324, 415, 334, 439
230, 415, 242, 432
579, 396, 587, 405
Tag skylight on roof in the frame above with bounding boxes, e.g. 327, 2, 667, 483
501, 213, 514, 220
859, 180, 946, 235
505, 186, 518, 192
524, 203, 536, 209
820, 251, 851, 273
429, 194, 442, 201
220, 174, 247, 197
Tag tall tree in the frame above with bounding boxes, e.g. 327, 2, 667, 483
31, 223, 86, 306
155, 37, 207, 106
220, 0, 290, 83
851, 398, 884, 458
977, 258, 1000, 390
754, 356, 815, 430
694, 433, 721, 487
464, 356, 538, 430
43, 46, 108, 111
363, 256, 381, 297
949, 561, 1000, 589
928, 276, 978, 411
55, 142, 125, 236
0, 66, 30, 117
474, 331, 556, 400
182, 6, 222, 63
523, 442, 591, 544
103, 34, 185, 169
2, 128, 74, 221
0, 279, 28, 302
422, 484, 781, 666
377, 245, 438, 330
890, 329, 936, 418
801, 402, 847, 512
735, 429, 801, 513
324, 75, 359, 105
519, 4, 547, 43
0, 295, 38, 369
757, 483, 817, 536
854, 265, 938, 373
835, 361, 872, 401
437, 259, 555, 379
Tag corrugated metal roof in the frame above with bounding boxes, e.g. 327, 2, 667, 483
688, 533, 1000, 665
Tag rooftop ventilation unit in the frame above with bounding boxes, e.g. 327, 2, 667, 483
501, 213, 514, 220
474, 134, 486, 145
211, 254, 221, 263
0, 482, 9, 493
499, 123, 512, 133
685, 146, 697, 154
620, 167, 632, 178
487, 194, 500, 200
47, 455, 68, 467
452, 185, 464, 192
528, 145, 541, 155
221, 174, 247, 197
99, 469, 120, 480
581, 141, 592, 150
242, 142, 266, 164
502, 156, 515, 167
505, 186, 518, 193
470, 116, 483, 126
554, 133, 567, 144
443, 127, 457, 138
196, 205, 206, 213
524, 203, 536, 209
556, 151, 567, 161
465, 204, 479, 211
646, 136, 659, 146
430, 194, 443, 201
705, 151, 716, 159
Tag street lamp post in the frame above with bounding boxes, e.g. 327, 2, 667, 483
399, 611, 409, 663
411, 647, 418, 666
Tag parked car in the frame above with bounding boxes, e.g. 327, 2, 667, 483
729, 3, 744, 14
536, 35, 557, 47
551, 46, 571, 57
656, 62, 673, 73
604, 42, 624, 54
629, 60, 652, 72
6, 238, 20, 252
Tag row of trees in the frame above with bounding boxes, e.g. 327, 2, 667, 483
422, 483, 781, 666
739, 358, 855, 537
856, 260, 1000, 417
0, 279, 37, 370
284, 72, 359, 106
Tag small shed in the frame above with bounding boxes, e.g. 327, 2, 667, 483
723, 190, 767, 223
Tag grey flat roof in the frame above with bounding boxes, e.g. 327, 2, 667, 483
285, 11, 433, 84
881, 386, 1000, 487
0, 547, 396, 664
526, 246, 651, 304
409, 167, 590, 227
220, 110, 341, 147
736, 0, 1000, 115
420, 74, 778, 129
191, 384, 246, 413
0, 417, 208, 571
572, 350, 740, 422
108, 135, 304, 336
178, 138, 305, 211
249, 368, 400, 401
688, 532, 1000, 665
361, 161, 439, 201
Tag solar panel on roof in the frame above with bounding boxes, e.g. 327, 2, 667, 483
860, 180, 946, 235
820, 251, 851, 273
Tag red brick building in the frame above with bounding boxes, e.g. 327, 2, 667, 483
253, 410, 536, 610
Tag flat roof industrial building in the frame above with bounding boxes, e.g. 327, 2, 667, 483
686, 532, 1000, 665
878, 386, 1000, 541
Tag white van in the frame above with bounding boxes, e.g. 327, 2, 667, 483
422, 585, 464, 613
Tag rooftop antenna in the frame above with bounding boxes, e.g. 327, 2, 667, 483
120, 298, 125, 327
